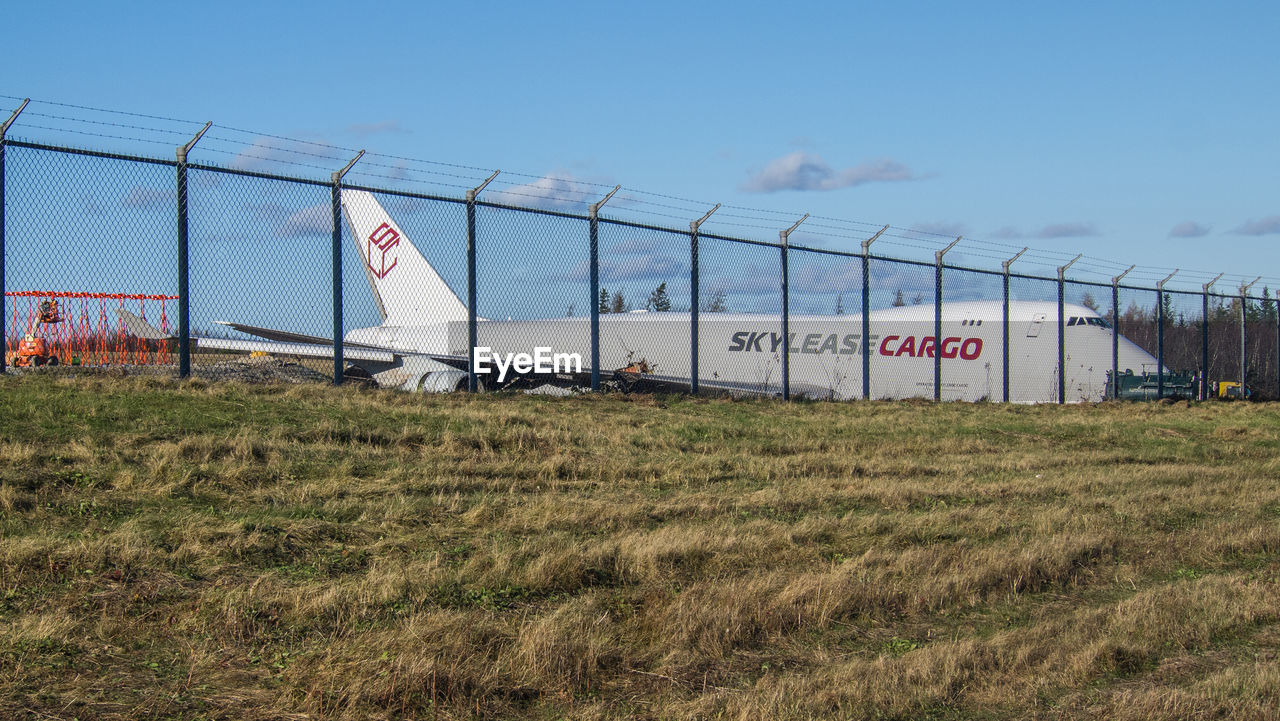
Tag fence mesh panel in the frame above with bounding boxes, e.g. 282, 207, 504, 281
1207, 293, 1243, 395
1061, 280, 1114, 401
869, 258, 935, 399
1162, 289, 1204, 395
1, 139, 1271, 403
1256, 293, 1280, 400
5, 145, 176, 369
698, 235, 782, 396
944, 267, 1002, 401
595, 220, 693, 389
1007, 275, 1060, 402
188, 170, 331, 373
476, 205, 592, 389
787, 247, 864, 399
1242, 294, 1277, 399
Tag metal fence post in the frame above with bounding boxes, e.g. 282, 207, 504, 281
1201, 274, 1221, 400
934, 237, 961, 401
688, 203, 720, 395
778, 215, 808, 401
330, 151, 364, 386
588, 185, 620, 393
1056, 254, 1081, 404
0, 99, 27, 375
1002, 247, 1027, 403
1111, 265, 1134, 399
1156, 270, 1177, 398
465, 170, 499, 393
1241, 277, 1261, 396
175, 122, 211, 380
0, 136, 4, 376
861, 226, 887, 400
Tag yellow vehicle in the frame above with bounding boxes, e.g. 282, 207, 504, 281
1216, 381, 1250, 399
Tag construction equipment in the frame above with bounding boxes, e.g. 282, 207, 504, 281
1216, 381, 1251, 400
1107, 368, 1198, 400
10, 299, 64, 367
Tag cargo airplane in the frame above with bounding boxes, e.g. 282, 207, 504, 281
118, 190, 1159, 402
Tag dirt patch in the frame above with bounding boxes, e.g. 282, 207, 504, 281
7, 356, 332, 386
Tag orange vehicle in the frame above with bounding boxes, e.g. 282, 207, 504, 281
13, 334, 58, 367
10, 300, 64, 367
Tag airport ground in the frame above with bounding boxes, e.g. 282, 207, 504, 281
1, 373, 1277, 720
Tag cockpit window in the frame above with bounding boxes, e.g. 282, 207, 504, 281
1069, 316, 1111, 328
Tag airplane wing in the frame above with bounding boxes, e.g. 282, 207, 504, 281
116, 310, 397, 361
194, 337, 396, 363
211, 321, 387, 350
115, 309, 469, 370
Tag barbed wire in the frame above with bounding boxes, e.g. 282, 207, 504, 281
8, 123, 176, 148
4, 93, 1279, 293
22, 111, 192, 138
195, 145, 349, 176
0, 93, 203, 127
344, 167, 473, 192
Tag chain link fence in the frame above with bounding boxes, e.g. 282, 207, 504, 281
4, 128, 1278, 402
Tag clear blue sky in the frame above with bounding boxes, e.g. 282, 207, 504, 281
3, 1, 1279, 296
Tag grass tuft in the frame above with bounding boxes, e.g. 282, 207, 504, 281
1, 374, 1278, 719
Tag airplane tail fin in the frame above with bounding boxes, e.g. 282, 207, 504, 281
116, 309, 174, 341
340, 189, 468, 325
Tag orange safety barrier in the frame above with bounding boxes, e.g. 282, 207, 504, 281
5, 291, 178, 367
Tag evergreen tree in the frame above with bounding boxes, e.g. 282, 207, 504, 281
1244, 288, 1270, 323
610, 291, 627, 314
1210, 296, 1232, 322
892, 289, 906, 307
647, 282, 672, 312
599, 287, 611, 314
835, 293, 844, 315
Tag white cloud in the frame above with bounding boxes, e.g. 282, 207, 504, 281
741, 152, 920, 193
122, 186, 174, 209
554, 252, 687, 284
278, 203, 332, 238
985, 223, 1096, 240
1234, 216, 1280, 236
1169, 221, 1210, 238
488, 172, 597, 211
1035, 223, 1098, 239
230, 136, 346, 173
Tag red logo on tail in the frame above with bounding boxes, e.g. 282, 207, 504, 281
367, 223, 400, 279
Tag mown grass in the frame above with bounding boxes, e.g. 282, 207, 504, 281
1, 372, 1278, 720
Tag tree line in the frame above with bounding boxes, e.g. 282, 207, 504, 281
596, 283, 728, 314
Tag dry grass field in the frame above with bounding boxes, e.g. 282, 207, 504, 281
1, 372, 1278, 720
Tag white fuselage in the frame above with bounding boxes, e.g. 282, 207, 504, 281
344, 300, 1157, 402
